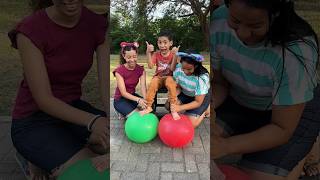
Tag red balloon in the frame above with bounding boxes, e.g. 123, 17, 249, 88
158, 114, 194, 148
218, 165, 251, 180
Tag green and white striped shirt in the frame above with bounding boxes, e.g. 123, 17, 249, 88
173, 63, 210, 97
210, 5, 318, 110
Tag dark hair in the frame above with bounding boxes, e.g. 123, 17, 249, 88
158, 30, 173, 41
29, 0, 53, 12
180, 57, 209, 77
225, 0, 319, 109
119, 45, 138, 64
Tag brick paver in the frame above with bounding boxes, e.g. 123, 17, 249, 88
110, 100, 210, 180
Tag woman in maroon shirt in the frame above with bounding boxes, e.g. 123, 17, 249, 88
9, 0, 108, 179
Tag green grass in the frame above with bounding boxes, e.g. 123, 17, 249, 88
297, 10, 320, 37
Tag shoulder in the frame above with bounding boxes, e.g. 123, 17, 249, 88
114, 65, 125, 73
153, 51, 161, 57
211, 5, 228, 22
8, 10, 47, 49
137, 64, 145, 72
199, 73, 210, 82
15, 10, 47, 32
210, 5, 233, 45
82, 7, 107, 28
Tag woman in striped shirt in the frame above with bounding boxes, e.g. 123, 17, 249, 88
211, 0, 319, 179
169, 52, 211, 127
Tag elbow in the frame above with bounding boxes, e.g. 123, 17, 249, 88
119, 90, 128, 97
194, 101, 202, 108
33, 93, 54, 111
275, 126, 295, 145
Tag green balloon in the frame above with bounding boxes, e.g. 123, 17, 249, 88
125, 112, 159, 143
58, 159, 109, 180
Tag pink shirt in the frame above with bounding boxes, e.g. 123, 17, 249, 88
9, 7, 107, 119
113, 64, 144, 100
151, 51, 174, 76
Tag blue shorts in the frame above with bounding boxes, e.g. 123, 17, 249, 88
11, 99, 106, 173
178, 92, 210, 117
113, 93, 141, 117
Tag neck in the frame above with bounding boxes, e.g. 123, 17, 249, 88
160, 50, 170, 57
124, 63, 135, 70
46, 6, 82, 28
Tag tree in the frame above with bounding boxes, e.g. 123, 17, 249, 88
149, 0, 219, 49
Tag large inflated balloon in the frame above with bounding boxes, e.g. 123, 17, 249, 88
218, 165, 250, 180
58, 159, 109, 180
158, 114, 194, 148
125, 112, 159, 143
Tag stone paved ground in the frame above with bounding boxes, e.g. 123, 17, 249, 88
0, 107, 318, 180
0, 116, 26, 180
110, 99, 210, 180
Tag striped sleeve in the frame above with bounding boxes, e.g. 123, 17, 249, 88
273, 38, 318, 105
210, 6, 228, 70
195, 74, 210, 95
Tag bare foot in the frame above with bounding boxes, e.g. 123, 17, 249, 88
172, 112, 180, 120
28, 162, 49, 180
91, 155, 108, 172
139, 106, 152, 116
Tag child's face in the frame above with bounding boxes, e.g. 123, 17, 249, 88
181, 62, 195, 76
228, 0, 269, 46
123, 50, 137, 67
157, 36, 173, 53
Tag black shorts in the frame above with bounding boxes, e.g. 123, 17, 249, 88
11, 99, 106, 173
178, 92, 210, 117
113, 93, 141, 117
215, 86, 320, 177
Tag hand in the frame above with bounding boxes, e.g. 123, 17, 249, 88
146, 41, 154, 53
171, 104, 182, 113
91, 117, 108, 149
171, 45, 180, 54
212, 135, 229, 159
138, 98, 147, 109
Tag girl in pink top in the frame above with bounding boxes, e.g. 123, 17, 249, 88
9, 0, 108, 179
113, 42, 147, 118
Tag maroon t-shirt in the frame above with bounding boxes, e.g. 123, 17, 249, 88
9, 7, 107, 119
113, 64, 144, 100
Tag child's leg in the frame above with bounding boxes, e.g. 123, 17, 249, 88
164, 76, 180, 120
140, 76, 163, 115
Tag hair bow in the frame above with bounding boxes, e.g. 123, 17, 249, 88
176, 52, 204, 62
120, 42, 139, 48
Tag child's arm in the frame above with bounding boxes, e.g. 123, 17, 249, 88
170, 45, 180, 71
140, 70, 147, 99
146, 41, 155, 69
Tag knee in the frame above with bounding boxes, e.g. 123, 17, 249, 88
149, 81, 159, 90
189, 116, 201, 128
165, 77, 176, 85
